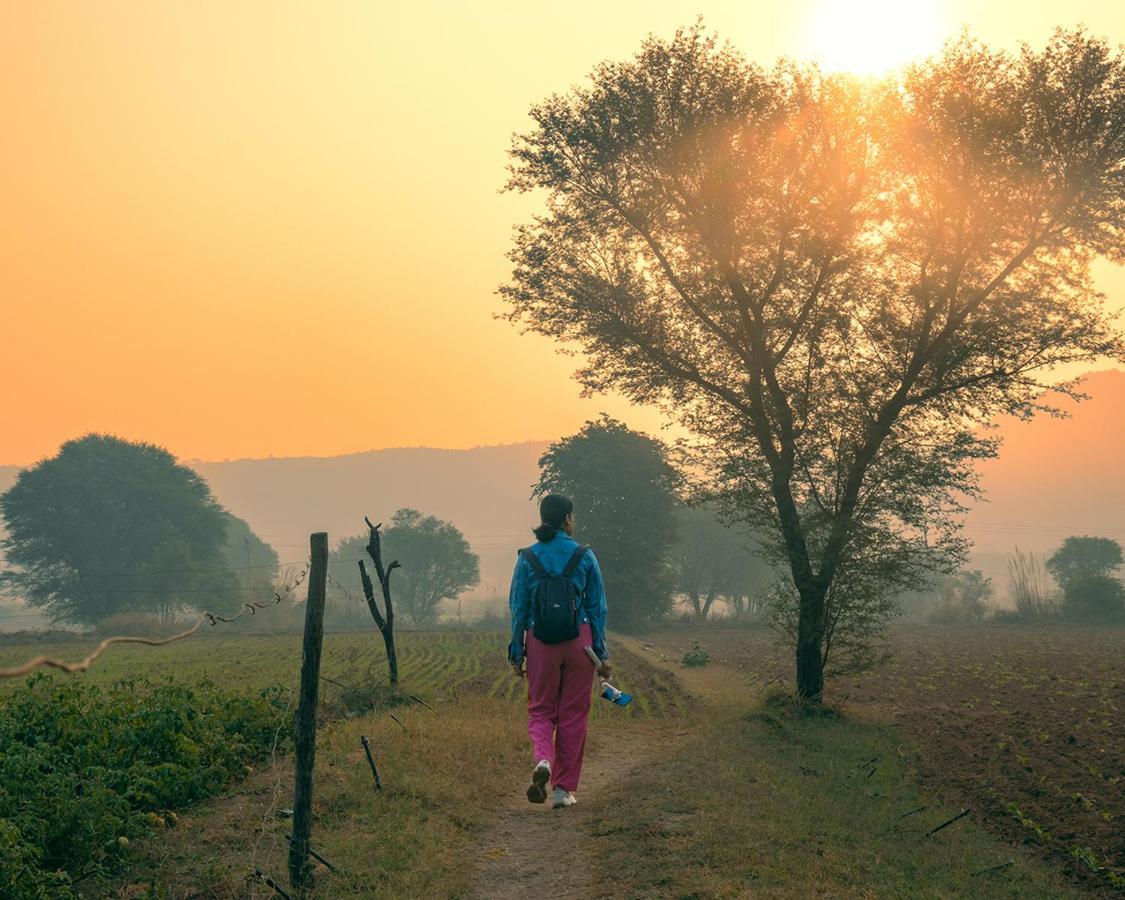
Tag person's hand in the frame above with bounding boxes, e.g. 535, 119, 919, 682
512, 660, 526, 678
597, 659, 612, 680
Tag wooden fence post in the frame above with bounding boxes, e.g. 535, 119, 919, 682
288, 532, 328, 891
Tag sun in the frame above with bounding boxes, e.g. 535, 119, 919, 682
802, 0, 947, 75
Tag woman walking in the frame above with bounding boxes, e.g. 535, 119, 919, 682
508, 494, 611, 809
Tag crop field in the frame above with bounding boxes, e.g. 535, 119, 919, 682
3, 623, 1112, 896
0, 628, 686, 721
646, 623, 1125, 894
0, 627, 687, 896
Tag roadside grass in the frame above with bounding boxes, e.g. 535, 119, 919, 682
114, 696, 529, 898
2, 628, 1091, 897
585, 688, 1082, 899
79, 632, 683, 897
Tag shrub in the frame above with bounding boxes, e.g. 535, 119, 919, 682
0, 674, 290, 890
682, 641, 711, 668
1008, 548, 1060, 622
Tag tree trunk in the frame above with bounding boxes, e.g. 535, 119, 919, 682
381, 621, 399, 687
795, 583, 826, 702
701, 590, 717, 621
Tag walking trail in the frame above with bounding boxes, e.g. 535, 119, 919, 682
468, 720, 677, 899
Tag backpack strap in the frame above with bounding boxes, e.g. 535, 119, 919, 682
562, 544, 589, 578
520, 547, 550, 578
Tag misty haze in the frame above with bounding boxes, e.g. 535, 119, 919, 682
1, 4, 1123, 898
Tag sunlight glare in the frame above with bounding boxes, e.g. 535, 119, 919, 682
803, 0, 947, 74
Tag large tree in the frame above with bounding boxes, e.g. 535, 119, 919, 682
1046, 536, 1125, 621
502, 26, 1124, 698
1046, 535, 1122, 591
330, 508, 479, 626
535, 417, 679, 629
0, 434, 235, 625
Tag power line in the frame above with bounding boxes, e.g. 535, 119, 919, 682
9, 557, 312, 582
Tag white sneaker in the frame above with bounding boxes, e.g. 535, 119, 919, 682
551, 787, 576, 809
526, 759, 550, 804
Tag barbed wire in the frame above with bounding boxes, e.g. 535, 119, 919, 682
0, 563, 310, 678
325, 572, 368, 607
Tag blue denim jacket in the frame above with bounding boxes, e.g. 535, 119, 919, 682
508, 531, 608, 665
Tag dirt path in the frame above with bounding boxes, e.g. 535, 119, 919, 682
468, 720, 680, 900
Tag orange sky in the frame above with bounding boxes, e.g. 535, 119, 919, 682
1, 1, 1122, 466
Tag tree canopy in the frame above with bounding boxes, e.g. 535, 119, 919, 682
0, 434, 237, 625
535, 417, 680, 629
503, 25, 1125, 697
1046, 536, 1123, 591
1047, 536, 1125, 622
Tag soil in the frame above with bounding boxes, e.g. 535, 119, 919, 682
467, 720, 684, 900
642, 623, 1125, 895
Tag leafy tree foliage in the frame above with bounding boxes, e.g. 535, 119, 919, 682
0, 435, 236, 625
1060, 574, 1125, 622
330, 509, 479, 626
1047, 536, 1125, 622
672, 504, 768, 620
1046, 536, 1123, 591
928, 569, 993, 624
502, 25, 1125, 698
535, 417, 679, 629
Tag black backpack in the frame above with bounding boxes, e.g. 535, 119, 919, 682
521, 544, 589, 644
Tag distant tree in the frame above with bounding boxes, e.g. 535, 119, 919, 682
333, 509, 479, 627
0, 434, 235, 625
928, 569, 992, 624
1059, 574, 1125, 622
535, 417, 679, 629
672, 504, 768, 620
220, 512, 280, 608
1046, 536, 1123, 592
503, 26, 1125, 698
1047, 536, 1125, 622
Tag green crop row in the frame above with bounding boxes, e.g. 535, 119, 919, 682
0, 674, 291, 898
0, 629, 686, 895
0, 629, 688, 719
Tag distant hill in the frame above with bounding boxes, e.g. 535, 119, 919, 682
2, 370, 1123, 624
189, 442, 548, 608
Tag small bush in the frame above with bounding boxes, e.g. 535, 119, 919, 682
682, 641, 711, 668
747, 686, 841, 728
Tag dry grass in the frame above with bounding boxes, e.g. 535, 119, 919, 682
110, 696, 527, 898
582, 649, 1082, 898
24, 625, 1106, 897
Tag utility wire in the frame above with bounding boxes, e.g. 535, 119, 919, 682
0, 565, 309, 678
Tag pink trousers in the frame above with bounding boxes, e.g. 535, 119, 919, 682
525, 622, 595, 792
